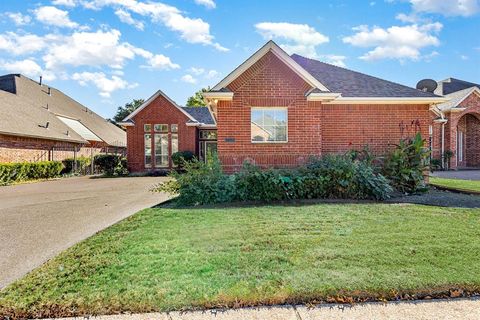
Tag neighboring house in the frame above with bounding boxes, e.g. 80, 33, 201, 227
119, 90, 215, 172
122, 41, 448, 173
0, 74, 126, 163
431, 78, 480, 169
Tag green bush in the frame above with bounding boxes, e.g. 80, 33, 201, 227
62, 156, 91, 174
382, 133, 430, 194
94, 154, 128, 176
154, 156, 236, 206
0, 161, 64, 185
153, 153, 392, 206
171, 151, 196, 168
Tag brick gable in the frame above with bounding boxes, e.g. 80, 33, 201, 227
126, 94, 197, 172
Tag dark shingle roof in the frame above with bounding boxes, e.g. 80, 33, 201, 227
182, 107, 215, 125
437, 78, 480, 95
291, 54, 440, 98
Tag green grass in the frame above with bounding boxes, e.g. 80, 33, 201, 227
1, 203, 480, 318
430, 177, 480, 193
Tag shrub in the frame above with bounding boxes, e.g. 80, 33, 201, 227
153, 156, 236, 206
382, 133, 430, 194
94, 154, 128, 176
153, 153, 393, 206
0, 161, 64, 185
62, 156, 91, 174
430, 158, 442, 172
171, 151, 196, 168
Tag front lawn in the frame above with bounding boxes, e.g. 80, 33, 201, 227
1, 203, 480, 318
430, 177, 480, 193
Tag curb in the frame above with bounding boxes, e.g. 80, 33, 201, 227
430, 184, 480, 196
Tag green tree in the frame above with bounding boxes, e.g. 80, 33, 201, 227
186, 87, 210, 107
112, 99, 145, 122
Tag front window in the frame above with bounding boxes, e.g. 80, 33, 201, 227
144, 124, 151, 132
251, 108, 287, 143
171, 124, 178, 133
199, 130, 217, 140
144, 134, 152, 168
154, 134, 169, 167
154, 124, 168, 132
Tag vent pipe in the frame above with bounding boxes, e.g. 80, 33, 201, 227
47, 87, 51, 95
39, 76, 43, 86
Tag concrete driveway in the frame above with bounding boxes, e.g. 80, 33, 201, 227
0, 176, 169, 289
432, 170, 480, 180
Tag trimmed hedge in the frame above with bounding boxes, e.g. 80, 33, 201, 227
62, 156, 91, 174
0, 161, 64, 186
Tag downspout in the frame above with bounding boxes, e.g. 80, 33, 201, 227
431, 105, 447, 169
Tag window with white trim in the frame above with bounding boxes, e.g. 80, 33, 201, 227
154, 134, 169, 167
251, 108, 287, 143
144, 134, 152, 168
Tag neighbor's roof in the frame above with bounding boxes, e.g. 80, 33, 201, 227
0, 90, 86, 143
435, 78, 480, 96
0, 74, 126, 146
437, 86, 480, 111
291, 54, 440, 98
182, 107, 215, 125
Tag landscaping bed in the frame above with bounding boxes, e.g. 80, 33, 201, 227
1, 203, 479, 319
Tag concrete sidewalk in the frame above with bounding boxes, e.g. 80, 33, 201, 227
53, 298, 480, 320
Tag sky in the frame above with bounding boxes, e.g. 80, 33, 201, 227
0, 0, 479, 119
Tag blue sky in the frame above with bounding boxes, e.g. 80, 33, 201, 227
1, 0, 479, 118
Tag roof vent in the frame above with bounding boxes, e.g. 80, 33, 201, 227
39, 76, 42, 86
47, 87, 51, 95
416, 79, 438, 93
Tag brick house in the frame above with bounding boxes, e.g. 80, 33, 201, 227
431, 78, 480, 169
120, 90, 215, 172
0, 74, 126, 163
122, 41, 448, 173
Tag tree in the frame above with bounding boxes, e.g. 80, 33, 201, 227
186, 87, 210, 107
111, 99, 145, 123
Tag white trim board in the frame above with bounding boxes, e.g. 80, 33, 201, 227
212, 40, 329, 92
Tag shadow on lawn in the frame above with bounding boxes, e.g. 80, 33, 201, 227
155, 187, 480, 210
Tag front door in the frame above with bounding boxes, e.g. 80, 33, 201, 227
204, 141, 217, 163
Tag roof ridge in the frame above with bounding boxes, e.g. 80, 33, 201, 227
291, 53, 437, 96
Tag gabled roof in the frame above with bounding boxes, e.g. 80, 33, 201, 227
292, 54, 441, 98
212, 40, 330, 92
0, 74, 126, 147
435, 78, 480, 95
437, 86, 480, 111
182, 107, 215, 125
122, 90, 216, 127
123, 89, 197, 123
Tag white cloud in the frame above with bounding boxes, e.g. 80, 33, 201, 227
320, 55, 347, 67
0, 59, 43, 78
410, 0, 480, 17
0, 32, 48, 55
255, 22, 329, 58
194, 0, 216, 9
205, 69, 219, 79
188, 67, 205, 75
145, 54, 180, 70
6, 12, 31, 26
75, 0, 227, 51
34, 6, 79, 28
181, 74, 197, 84
43, 29, 137, 70
114, 9, 144, 30
72, 71, 136, 97
343, 23, 442, 61
395, 13, 420, 23
461, 54, 469, 60
52, 0, 77, 7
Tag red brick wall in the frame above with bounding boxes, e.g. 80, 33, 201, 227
322, 104, 430, 155
217, 50, 430, 172
127, 94, 197, 172
0, 134, 102, 163
218, 51, 322, 172
437, 92, 480, 169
